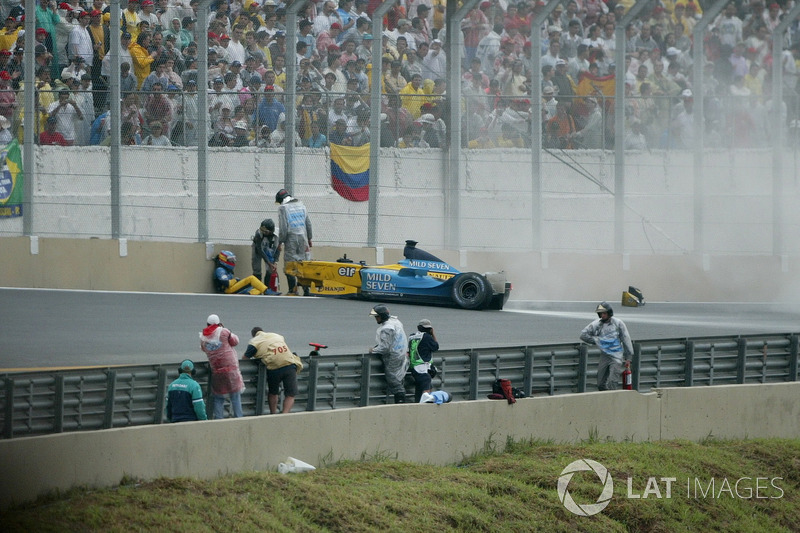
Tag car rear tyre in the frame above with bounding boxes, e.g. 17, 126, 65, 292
451, 273, 491, 310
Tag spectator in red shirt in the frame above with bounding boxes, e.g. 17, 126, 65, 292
40, 116, 68, 146
0, 69, 16, 120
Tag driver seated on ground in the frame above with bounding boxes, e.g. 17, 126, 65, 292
213, 250, 269, 295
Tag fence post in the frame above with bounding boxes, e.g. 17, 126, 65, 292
305, 356, 318, 412
255, 363, 268, 415
577, 344, 588, 393
54, 375, 65, 433
469, 349, 479, 400
3, 378, 13, 439
789, 334, 799, 382
359, 353, 371, 407
736, 338, 748, 384
103, 371, 117, 429
632, 343, 642, 391
684, 340, 695, 387
523, 347, 534, 397
153, 368, 167, 424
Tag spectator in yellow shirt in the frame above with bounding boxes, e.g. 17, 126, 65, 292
0, 16, 21, 52
121, 0, 141, 42
399, 73, 426, 119
129, 31, 158, 89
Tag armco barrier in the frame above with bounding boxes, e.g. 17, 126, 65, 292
1, 382, 799, 509
2, 333, 798, 439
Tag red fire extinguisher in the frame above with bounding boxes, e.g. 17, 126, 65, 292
269, 271, 280, 293
622, 360, 633, 390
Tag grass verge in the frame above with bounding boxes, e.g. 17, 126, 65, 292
2, 438, 799, 532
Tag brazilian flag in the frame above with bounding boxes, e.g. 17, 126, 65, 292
0, 138, 23, 218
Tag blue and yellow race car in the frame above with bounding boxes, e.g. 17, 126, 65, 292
285, 241, 511, 310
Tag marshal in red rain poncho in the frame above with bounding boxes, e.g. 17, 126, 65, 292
199, 323, 245, 396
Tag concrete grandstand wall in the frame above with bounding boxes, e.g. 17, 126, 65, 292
1, 383, 798, 509
1, 146, 798, 253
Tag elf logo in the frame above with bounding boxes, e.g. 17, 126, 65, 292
337, 266, 357, 277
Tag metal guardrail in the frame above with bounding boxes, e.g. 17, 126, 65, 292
2, 333, 798, 439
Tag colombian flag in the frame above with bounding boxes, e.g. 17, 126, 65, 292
330, 142, 369, 202
576, 71, 616, 102
0, 138, 23, 218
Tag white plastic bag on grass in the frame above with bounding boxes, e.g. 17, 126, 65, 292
278, 457, 316, 474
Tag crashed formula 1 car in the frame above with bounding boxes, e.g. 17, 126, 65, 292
285, 241, 512, 310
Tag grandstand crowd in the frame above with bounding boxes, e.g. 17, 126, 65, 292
0, 0, 798, 149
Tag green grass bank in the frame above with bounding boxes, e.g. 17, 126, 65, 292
3, 438, 799, 532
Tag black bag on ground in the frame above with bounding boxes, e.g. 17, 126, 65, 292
511, 387, 527, 399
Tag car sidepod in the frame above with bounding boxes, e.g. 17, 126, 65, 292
360, 265, 452, 301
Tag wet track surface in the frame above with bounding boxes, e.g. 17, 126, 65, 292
1, 288, 799, 370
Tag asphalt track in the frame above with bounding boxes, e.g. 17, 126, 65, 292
1, 287, 799, 371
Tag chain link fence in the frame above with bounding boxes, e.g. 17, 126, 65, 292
2, 7, 800, 254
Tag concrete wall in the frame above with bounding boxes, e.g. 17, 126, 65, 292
657, 383, 800, 441
1, 382, 798, 509
1, 235, 798, 302
2, 146, 799, 254
0, 236, 377, 295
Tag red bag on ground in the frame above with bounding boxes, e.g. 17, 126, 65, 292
496, 378, 516, 404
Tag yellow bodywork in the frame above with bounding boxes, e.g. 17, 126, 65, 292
285, 260, 374, 296
621, 291, 641, 307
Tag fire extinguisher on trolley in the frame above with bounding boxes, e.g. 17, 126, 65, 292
622, 360, 633, 390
